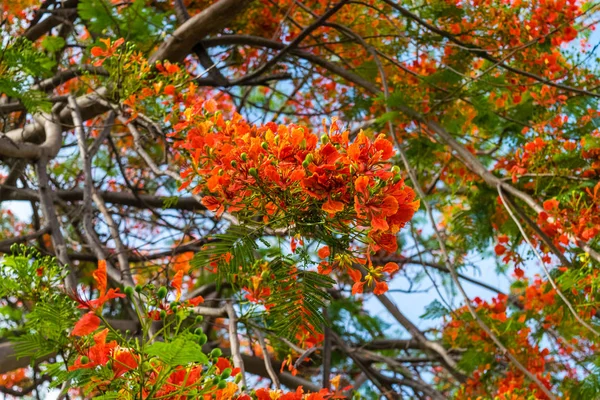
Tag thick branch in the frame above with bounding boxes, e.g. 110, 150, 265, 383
149, 0, 254, 64
1, 187, 205, 211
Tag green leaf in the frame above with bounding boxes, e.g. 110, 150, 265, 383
93, 393, 123, 399
191, 225, 260, 277
78, 0, 116, 33
41, 36, 66, 53
145, 336, 208, 366
265, 257, 334, 339
420, 299, 450, 320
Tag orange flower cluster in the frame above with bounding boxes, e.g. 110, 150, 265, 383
173, 104, 419, 295
446, 291, 554, 399
144, 357, 240, 400
69, 329, 138, 379
255, 387, 334, 400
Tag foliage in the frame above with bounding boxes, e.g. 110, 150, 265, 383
1, 0, 600, 399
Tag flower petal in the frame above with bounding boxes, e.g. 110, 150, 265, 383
72, 312, 101, 336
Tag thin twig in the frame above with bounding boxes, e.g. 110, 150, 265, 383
255, 329, 280, 390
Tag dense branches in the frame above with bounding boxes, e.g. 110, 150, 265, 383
0, 0, 599, 399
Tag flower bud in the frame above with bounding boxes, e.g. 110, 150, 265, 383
220, 368, 232, 379
80, 356, 89, 364
170, 301, 179, 310
230, 160, 237, 168
321, 135, 329, 144
248, 168, 258, 177
195, 315, 204, 324
261, 142, 268, 150
157, 286, 168, 299
217, 380, 227, 389
124, 286, 134, 297
198, 333, 208, 346
391, 165, 401, 175
240, 153, 248, 162
194, 328, 203, 335
135, 284, 143, 293
210, 348, 222, 358
159, 310, 167, 319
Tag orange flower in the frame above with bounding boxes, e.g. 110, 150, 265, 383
215, 357, 241, 376
322, 198, 345, 215
317, 246, 330, 258
72, 312, 101, 337
201, 195, 225, 217
543, 198, 559, 211
90, 37, 125, 66
373, 281, 388, 295
494, 244, 506, 256
171, 270, 184, 301
71, 260, 125, 336
112, 347, 138, 377
69, 329, 117, 371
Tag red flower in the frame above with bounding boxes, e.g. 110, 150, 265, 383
90, 37, 124, 66
69, 329, 117, 371
71, 260, 125, 336
494, 244, 506, 256
186, 295, 205, 306
112, 347, 138, 377
201, 195, 225, 217
373, 281, 388, 295
317, 246, 330, 258
514, 267, 525, 279
215, 357, 241, 376
243, 276, 271, 305
72, 312, 101, 337
382, 262, 399, 275
543, 198, 559, 211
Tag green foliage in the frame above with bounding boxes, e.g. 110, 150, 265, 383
0, 38, 55, 112
450, 184, 497, 251
78, 0, 117, 34
193, 225, 334, 339
329, 296, 388, 340
266, 256, 334, 338
78, 0, 168, 50
191, 225, 260, 278
145, 335, 209, 366
14, 297, 78, 358
41, 36, 66, 53
0, 246, 78, 359
420, 299, 451, 320
92, 393, 123, 400
457, 346, 494, 374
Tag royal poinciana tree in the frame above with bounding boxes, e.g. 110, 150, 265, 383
0, 0, 599, 398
